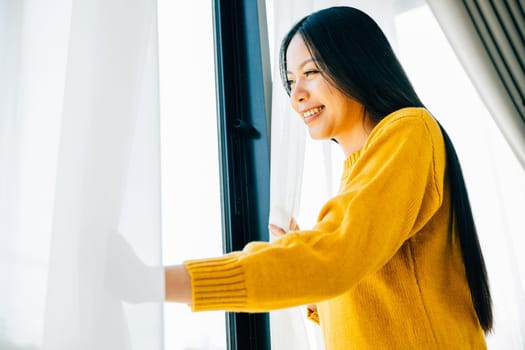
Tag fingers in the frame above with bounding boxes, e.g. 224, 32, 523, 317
269, 217, 301, 239
268, 224, 287, 238
289, 217, 300, 231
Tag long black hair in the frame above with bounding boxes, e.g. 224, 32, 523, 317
279, 6, 493, 332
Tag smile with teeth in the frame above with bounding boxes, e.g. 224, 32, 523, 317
303, 106, 325, 119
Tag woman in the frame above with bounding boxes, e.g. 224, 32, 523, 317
165, 6, 492, 349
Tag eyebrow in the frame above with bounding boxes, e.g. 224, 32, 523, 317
286, 58, 318, 74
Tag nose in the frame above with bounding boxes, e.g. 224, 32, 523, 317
290, 80, 308, 105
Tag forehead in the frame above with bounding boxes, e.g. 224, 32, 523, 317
286, 35, 314, 72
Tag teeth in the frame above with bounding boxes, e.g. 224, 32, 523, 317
303, 106, 323, 118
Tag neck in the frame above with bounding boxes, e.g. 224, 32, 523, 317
338, 114, 376, 157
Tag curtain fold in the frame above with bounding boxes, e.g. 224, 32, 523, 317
267, 2, 311, 349
427, 0, 525, 168
0, 1, 163, 349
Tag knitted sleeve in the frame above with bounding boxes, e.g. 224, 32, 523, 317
185, 110, 445, 312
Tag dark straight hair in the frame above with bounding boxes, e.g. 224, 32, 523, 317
279, 6, 493, 332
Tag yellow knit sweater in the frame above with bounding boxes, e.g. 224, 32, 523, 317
184, 108, 487, 349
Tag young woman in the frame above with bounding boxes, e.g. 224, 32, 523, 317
165, 6, 492, 349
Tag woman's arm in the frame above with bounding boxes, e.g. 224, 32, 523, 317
181, 112, 444, 313
269, 220, 318, 317
163, 218, 297, 306
165, 265, 192, 304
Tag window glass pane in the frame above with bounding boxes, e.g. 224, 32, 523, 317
157, 2, 226, 349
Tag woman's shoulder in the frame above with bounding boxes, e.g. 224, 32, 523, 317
365, 107, 444, 149
357, 107, 446, 171
344, 107, 445, 172
375, 107, 438, 133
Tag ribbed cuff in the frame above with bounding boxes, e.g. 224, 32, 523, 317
184, 253, 248, 311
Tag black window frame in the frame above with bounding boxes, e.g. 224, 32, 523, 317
212, 0, 273, 348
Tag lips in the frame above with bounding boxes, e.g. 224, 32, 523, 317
301, 105, 325, 123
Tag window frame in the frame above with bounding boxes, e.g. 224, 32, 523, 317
212, 0, 272, 348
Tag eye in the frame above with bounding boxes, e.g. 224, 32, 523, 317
286, 79, 295, 88
304, 70, 320, 79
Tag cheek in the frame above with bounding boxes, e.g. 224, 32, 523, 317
290, 99, 301, 115
316, 81, 333, 97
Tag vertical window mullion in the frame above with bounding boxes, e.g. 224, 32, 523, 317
212, 0, 272, 349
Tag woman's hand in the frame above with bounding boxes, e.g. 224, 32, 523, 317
307, 303, 318, 314
268, 217, 300, 238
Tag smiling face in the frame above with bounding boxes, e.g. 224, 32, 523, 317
285, 34, 372, 155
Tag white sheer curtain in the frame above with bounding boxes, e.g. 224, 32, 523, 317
267, 1, 398, 349
0, 1, 164, 349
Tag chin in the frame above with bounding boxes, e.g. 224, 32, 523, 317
308, 129, 329, 141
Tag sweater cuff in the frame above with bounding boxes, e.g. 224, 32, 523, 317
184, 253, 248, 311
